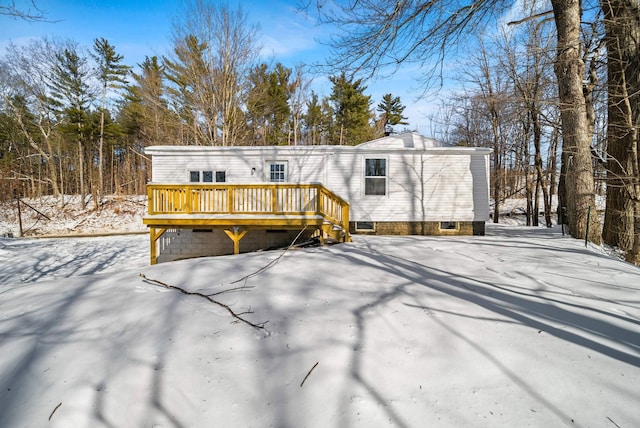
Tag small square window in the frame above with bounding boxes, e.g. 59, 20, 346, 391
189, 171, 200, 182
216, 171, 226, 182
202, 171, 213, 182
269, 162, 286, 182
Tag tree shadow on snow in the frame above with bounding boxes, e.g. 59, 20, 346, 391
320, 236, 640, 427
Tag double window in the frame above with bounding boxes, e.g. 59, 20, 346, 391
364, 158, 387, 195
189, 170, 226, 183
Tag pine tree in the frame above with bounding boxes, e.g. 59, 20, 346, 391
303, 91, 324, 145
48, 44, 92, 206
92, 38, 131, 202
164, 34, 213, 145
377, 93, 408, 136
246, 63, 292, 145
328, 73, 373, 145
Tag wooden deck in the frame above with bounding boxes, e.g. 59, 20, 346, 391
143, 183, 350, 264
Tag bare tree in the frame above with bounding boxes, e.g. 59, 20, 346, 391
502, 16, 557, 227
0, 0, 48, 21
1, 39, 63, 199
308, 0, 603, 243
289, 65, 311, 145
550, 0, 602, 243
168, 0, 260, 146
600, 0, 640, 263
463, 36, 511, 223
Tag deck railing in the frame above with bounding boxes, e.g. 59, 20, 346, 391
147, 183, 350, 233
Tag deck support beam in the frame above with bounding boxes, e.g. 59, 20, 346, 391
224, 227, 248, 255
149, 227, 167, 265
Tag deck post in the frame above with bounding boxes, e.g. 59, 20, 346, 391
342, 204, 350, 242
224, 227, 248, 255
147, 187, 154, 214
186, 187, 192, 214
317, 186, 324, 215
227, 186, 234, 213
149, 227, 167, 265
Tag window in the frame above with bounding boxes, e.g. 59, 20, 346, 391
440, 221, 459, 231
365, 158, 387, 195
202, 171, 213, 183
190, 170, 224, 183
355, 221, 375, 231
268, 162, 287, 182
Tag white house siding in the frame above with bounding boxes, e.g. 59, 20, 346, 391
145, 134, 491, 224
326, 150, 485, 223
471, 154, 491, 221
148, 147, 328, 185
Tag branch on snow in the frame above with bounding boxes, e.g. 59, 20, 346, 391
138, 273, 267, 331
230, 227, 309, 286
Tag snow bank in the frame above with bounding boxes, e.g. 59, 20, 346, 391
0, 195, 147, 237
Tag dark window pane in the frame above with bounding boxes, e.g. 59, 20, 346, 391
440, 222, 458, 230
365, 159, 386, 177
202, 171, 213, 182
189, 171, 200, 182
355, 221, 374, 230
365, 177, 386, 195
215, 171, 226, 182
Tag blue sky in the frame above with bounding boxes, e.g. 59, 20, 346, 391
1, 0, 440, 132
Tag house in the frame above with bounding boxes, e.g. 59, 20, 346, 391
143, 132, 491, 264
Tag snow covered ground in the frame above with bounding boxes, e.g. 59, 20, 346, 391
0, 195, 147, 238
1, 223, 639, 427
0, 234, 148, 284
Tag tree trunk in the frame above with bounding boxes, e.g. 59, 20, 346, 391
533, 107, 552, 227
548, 126, 559, 221
601, 0, 640, 256
551, 0, 602, 244
78, 139, 85, 208
98, 84, 106, 204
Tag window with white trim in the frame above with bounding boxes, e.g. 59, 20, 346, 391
364, 158, 387, 195
268, 161, 287, 182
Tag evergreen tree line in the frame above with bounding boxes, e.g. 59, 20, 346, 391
0, 3, 409, 204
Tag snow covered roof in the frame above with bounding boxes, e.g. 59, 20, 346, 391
355, 132, 453, 149
145, 133, 489, 156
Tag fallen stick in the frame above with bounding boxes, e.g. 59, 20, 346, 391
49, 402, 62, 421
607, 416, 621, 428
300, 362, 319, 387
139, 273, 267, 331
